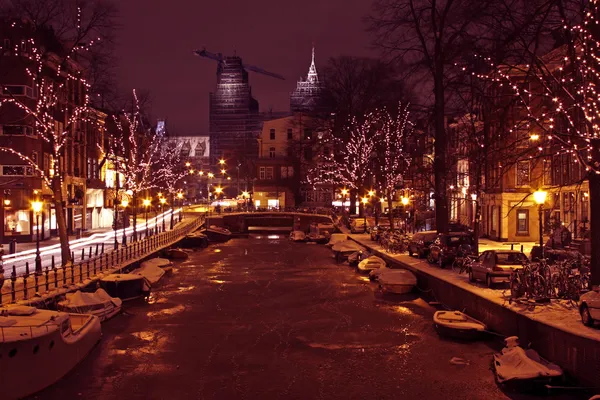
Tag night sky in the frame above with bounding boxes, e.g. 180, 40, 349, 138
115, 0, 375, 136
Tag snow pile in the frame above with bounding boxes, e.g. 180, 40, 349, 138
142, 258, 172, 268
493, 337, 562, 383
378, 269, 417, 286
358, 256, 386, 272
331, 240, 363, 253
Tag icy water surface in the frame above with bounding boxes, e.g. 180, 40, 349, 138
34, 235, 587, 399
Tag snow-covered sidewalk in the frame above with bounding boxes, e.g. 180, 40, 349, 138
348, 233, 600, 343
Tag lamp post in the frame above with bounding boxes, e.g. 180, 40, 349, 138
32, 200, 43, 273
169, 192, 175, 230
121, 198, 128, 246
361, 197, 369, 233
160, 197, 167, 232
177, 192, 184, 222
533, 189, 547, 259
341, 188, 348, 214
143, 198, 151, 237
401, 196, 409, 232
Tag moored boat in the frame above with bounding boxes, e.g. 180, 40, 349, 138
0, 306, 101, 399
306, 232, 329, 244
130, 262, 166, 285
357, 256, 386, 273
178, 231, 209, 248
202, 226, 232, 242
493, 336, 563, 384
164, 248, 189, 260
332, 240, 364, 263
100, 274, 151, 301
289, 230, 306, 242
142, 257, 174, 273
433, 310, 487, 340
378, 269, 417, 294
57, 289, 122, 322
327, 233, 348, 247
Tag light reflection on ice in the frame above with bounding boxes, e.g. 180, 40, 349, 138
393, 306, 414, 315
147, 304, 186, 318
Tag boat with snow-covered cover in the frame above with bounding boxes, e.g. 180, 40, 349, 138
57, 289, 122, 322
378, 269, 417, 294
100, 273, 151, 301
0, 306, 101, 399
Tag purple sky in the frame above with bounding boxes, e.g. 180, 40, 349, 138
115, 0, 375, 135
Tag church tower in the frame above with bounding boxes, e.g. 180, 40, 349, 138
290, 46, 322, 113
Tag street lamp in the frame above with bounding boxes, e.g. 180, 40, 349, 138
121, 198, 128, 246
31, 200, 43, 273
340, 188, 348, 213
219, 159, 226, 166
401, 197, 410, 232
177, 192, 184, 222
361, 197, 369, 233
533, 189, 547, 259
160, 197, 167, 232
143, 198, 151, 237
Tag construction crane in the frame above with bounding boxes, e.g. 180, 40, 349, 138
194, 48, 285, 80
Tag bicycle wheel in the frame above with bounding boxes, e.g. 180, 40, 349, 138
451, 258, 463, 273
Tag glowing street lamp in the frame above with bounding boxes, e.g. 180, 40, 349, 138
121, 198, 128, 246
401, 197, 409, 206
368, 190, 375, 197
143, 198, 151, 236
207, 172, 214, 179
185, 161, 191, 167
361, 197, 369, 233
31, 200, 43, 273
221, 169, 226, 175
160, 197, 167, 232
219, 159, 226, 165
533, 189, 547, 258
176, 192, 184, 222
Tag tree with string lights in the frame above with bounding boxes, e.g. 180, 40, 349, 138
108, 90, 166, 241
373, 103, 413, 228
154, 139, 188, 229
0, 16, 104, 266
475, 1, 600, 284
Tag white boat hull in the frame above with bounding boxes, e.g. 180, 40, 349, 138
380, 282, 414, 294
0, 314, 101, 399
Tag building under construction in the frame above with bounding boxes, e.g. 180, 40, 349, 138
208, 56, 261, 165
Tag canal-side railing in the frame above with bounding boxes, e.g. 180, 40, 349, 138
0, 216, 203, 306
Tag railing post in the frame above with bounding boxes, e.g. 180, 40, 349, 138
23, 262, 29, 300
93, 258, 97, 275
45, 267, 50, 292
53, 265, 58, 289
81, 248, 85, 261
95, 243, 99, 256
34, 268, 39, 293
10, 266, 16, 303
101, 242, 105, 254
70, 263, 75, 284
86, 260, 90, 279
79, 262, 83, 283
104, 253, 108, 271
71, 251, 75, 263
89, 247, 92, 259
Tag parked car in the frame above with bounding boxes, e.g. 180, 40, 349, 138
468, 250, 528, 287
427, 232, 474, 267
579, 287, 600, 326
407, 231, 438, 258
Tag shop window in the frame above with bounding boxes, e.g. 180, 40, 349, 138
516, 209, 529, 235
5, 209, 30, 235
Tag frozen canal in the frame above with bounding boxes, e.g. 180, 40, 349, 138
35, 235, 585, 399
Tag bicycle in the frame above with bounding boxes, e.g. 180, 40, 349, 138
451, 255, 475, 274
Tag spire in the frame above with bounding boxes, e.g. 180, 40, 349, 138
307, 44, 318, 84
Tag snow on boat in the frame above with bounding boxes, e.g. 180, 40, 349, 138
433, 310, 487, 340
357, 256, 386, 273
306, 232, 329, 244
57, 289, 122, 322
289, 230, 306, 242
100, 274, 151, 301
378, 269, 417, 294
164, 248, 189, 260
0, 306, 101, 399
179, 231, 209, 248
369, 266, 389, 281
331, 240, 363, 254
493, 336, 563, 384
317, 222, 335, 236
327, 233, 348, 247
143, 257, 174, 270
130, 262, 166, 285
348, 250, 370, 267
202, 226, 232, 242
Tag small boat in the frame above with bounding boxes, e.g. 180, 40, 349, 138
289, 230, 306, 242
433, 310, 487, 340
130, 262, 166, 285
327, 233, 348, 247
357, 256, 386, 273
57, 289, 122, 322
164, 248, 189, 260
202, 226, 232, 242
378, 269, 417, 294
179, 231, 209, 248
493, 336, 563, 384
369, 266, 389, 281
317, 222, 336, 236
348, 250, 370, 267
0, 306, 101, 399
100, 274, 151, 301
332, 241, 364, 263
306, 232, 329, 244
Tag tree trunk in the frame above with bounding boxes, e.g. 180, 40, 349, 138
589, 138, 600, 287
52, 176, 71, 266
132, 191, 137, 241
349, 190, 357, 215
434, 55, 449, 234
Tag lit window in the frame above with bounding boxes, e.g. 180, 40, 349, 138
517, 210, 529, 234
516, 160, 530, 187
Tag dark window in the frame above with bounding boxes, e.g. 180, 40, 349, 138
265, 167, 273, 179
269, 147, 276, 158
287, 129, 293, 140
269, 129, 275, 140
516, 209, 529, 234
304, 147, 312, 161
2, 85, 25, 96
304, 128, 312, 140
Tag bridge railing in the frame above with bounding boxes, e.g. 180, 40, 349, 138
0, 216, 203, 306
